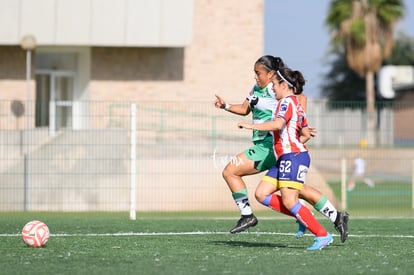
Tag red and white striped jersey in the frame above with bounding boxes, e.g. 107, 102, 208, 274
273, 95, 308, 158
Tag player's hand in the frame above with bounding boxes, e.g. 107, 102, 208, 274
214, 94, 226, 109
309, 126, 317, 137
238, 122, 253, 130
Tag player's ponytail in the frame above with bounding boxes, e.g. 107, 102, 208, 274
292, 70, 305, 94
277, 67, 306, 94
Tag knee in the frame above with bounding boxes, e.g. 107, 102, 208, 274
255, 189, 267, 204
222, 166, 233, 181
281, 197, 296, 210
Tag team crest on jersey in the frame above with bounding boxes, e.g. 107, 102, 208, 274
280, 103, 288, 112
262, 90, 271, 97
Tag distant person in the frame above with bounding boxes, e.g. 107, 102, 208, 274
348, 156, 375, 191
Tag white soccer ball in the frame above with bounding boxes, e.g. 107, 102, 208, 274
21, 220, 50, 247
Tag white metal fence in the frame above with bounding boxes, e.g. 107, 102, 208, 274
0, 100, 413, 215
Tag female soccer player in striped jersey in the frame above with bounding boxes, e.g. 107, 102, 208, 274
238, 67, 334, 250
215, 56, 348, 243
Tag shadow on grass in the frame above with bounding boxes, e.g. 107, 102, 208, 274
211, 240, 304, 249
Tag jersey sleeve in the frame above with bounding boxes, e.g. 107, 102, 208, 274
301, 116, 308, 128
276, 97, 291, 122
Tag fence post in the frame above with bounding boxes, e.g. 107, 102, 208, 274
341, 158, 347, 210
129, 103, 137, 220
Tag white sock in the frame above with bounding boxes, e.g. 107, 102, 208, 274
235, 196, 253, 216
318, 199, 338, 223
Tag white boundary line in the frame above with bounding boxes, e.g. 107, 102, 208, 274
1, 231, 413, 238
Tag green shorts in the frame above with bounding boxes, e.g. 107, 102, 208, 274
243, 138, 276, 172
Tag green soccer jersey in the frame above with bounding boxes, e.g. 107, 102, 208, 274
246, 83, 277, 142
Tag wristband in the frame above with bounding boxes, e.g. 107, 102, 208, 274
224, 103, 230, 110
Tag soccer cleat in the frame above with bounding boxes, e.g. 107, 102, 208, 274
306, 234, 333, 251
295, 220, 307, 238
229, 214, 258, 233
334, 211, 349, 243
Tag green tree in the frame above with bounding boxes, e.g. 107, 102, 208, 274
325, 0, 404, 146
321, 33, 414, 102
384, 32, 414, 65
321, 50, 365, 102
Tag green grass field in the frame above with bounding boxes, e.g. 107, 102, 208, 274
1, 212, 413, 275
328, 181, 413, 216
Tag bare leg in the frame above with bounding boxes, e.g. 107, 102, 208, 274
223, 152, 260, 233
299, 185, 322, 205
299, 185, 349, 242
299, 185, 338, 224
222, 152, 259, 192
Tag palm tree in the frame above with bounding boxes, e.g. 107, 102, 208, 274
325, 0, 404, 146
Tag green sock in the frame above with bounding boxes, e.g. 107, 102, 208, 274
232, 189, 248, 200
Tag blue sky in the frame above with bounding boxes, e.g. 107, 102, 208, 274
264, 0, 414, 98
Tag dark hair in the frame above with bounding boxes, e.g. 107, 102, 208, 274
275, 67, 305, 94
255, 55, 285, 72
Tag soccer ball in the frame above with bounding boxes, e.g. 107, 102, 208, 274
21, 220, 50, 247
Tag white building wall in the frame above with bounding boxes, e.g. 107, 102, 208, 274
0, 0, 20, 41
55, 0, 93, 44
0, 0, 193, 47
